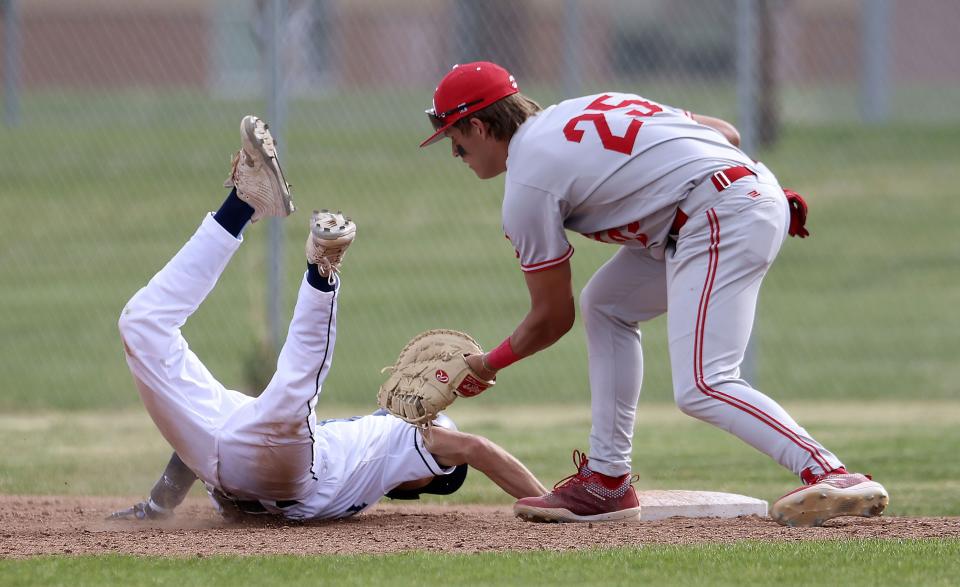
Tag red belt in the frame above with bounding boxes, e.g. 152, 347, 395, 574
710, 165, 756, 191
670, 166, 757, 235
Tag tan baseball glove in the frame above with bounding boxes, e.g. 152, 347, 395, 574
377, 329, 495, 426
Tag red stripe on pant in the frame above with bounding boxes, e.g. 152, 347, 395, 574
692, 209, 831, 472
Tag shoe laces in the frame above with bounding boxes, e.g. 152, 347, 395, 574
311, 213, 352, 285
313, 240, 347, 285
552, 450, 639, 498
224, 149, 265, 188
552, 449, 591, 490
802, 466, 873, 486
223, 151, 240, 189
316, 256, 342, 286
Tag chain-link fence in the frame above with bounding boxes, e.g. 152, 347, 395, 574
2, 0, 958, 411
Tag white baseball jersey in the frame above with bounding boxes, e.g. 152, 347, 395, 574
495, 93, 842, 482
119, 214, 456, 521
267, 414, 454, 520
502, 92, 754, 269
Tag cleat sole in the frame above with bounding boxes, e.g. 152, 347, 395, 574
513, 503, 641, 524
771, 480, 889, 527
240, 115, 295, 216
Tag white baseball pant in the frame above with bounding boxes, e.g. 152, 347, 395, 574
118, 214, 338, 501
581, 171, 842, 478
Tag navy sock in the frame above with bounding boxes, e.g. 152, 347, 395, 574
307, 263, 336, 292
213, 189, 255, 237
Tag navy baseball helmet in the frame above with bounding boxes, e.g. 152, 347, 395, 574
377, 410, 470, 500
385, 463, 469, 500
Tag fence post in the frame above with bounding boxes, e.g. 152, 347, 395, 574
3, 0, 21, 127
561, 0, 582, 99
266, 0, 288, 356
736, 0, 760, 382
454, 0, 480, 61
861, 0, 891, 124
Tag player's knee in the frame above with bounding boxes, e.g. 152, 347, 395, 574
118, 304, 139, 339
117, 301, 166, 357
581, 277, 665, 324
672, 371, 735, 417
579, 279, 614, 320
118, 308, 146, 356
118, 297, 149, 334
672, 378, 710, 417
673, 385, 697, 416
579, 278, 600, 311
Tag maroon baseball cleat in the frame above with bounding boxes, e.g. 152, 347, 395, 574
771, 467, 889, 527
513, 450, 641, 523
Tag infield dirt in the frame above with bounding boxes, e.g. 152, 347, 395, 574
1, 495, 958, 558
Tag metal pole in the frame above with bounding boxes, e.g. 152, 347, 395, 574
736, 0, 759, 155
860, 0, 891, 124
266, 0, 288, 356
454, 0, 479, 62
736, 0, 759, 382
3, 0, 21, 127
561, 0, 582, 99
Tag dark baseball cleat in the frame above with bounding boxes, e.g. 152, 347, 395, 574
306, 209, 356, 285
771, 468, 889, 527
513, 450, 641, 523
224, 115, 295, 222
105, 500, 172, 522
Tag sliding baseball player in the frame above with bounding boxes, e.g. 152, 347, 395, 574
110, 116, 546, 522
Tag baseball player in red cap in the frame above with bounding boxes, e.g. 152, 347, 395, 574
420, 61, 889, 527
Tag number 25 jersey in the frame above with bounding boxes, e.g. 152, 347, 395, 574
502, 92, 755, 268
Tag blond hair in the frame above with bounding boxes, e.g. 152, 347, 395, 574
453, 93, 542, 141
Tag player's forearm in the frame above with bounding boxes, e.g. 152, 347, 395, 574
470, 310, 573, 380
511, 307, 575, 357
692, 113, 741, 146
469, 262, 575, 379
467, 437, 548, 498
506, 259, 575, 359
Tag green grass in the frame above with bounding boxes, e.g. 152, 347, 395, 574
3, 540, 959, 587
2, 402, 958, 517
2, 90, 959, 410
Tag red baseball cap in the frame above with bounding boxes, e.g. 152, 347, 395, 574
420, 61, 519, 147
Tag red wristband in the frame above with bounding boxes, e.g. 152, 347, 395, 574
486, 337, 521, 370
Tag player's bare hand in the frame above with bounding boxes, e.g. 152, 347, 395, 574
466, 353, 497, 382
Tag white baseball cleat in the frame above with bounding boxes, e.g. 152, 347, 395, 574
771, 469, 889, 527
306, 210, 356, 285
224, 115, 295, 222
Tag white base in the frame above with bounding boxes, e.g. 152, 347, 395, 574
637, 490, 768, 521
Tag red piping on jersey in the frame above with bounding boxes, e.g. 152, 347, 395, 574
520, 245, 574, 273
692, 209, 831, 472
